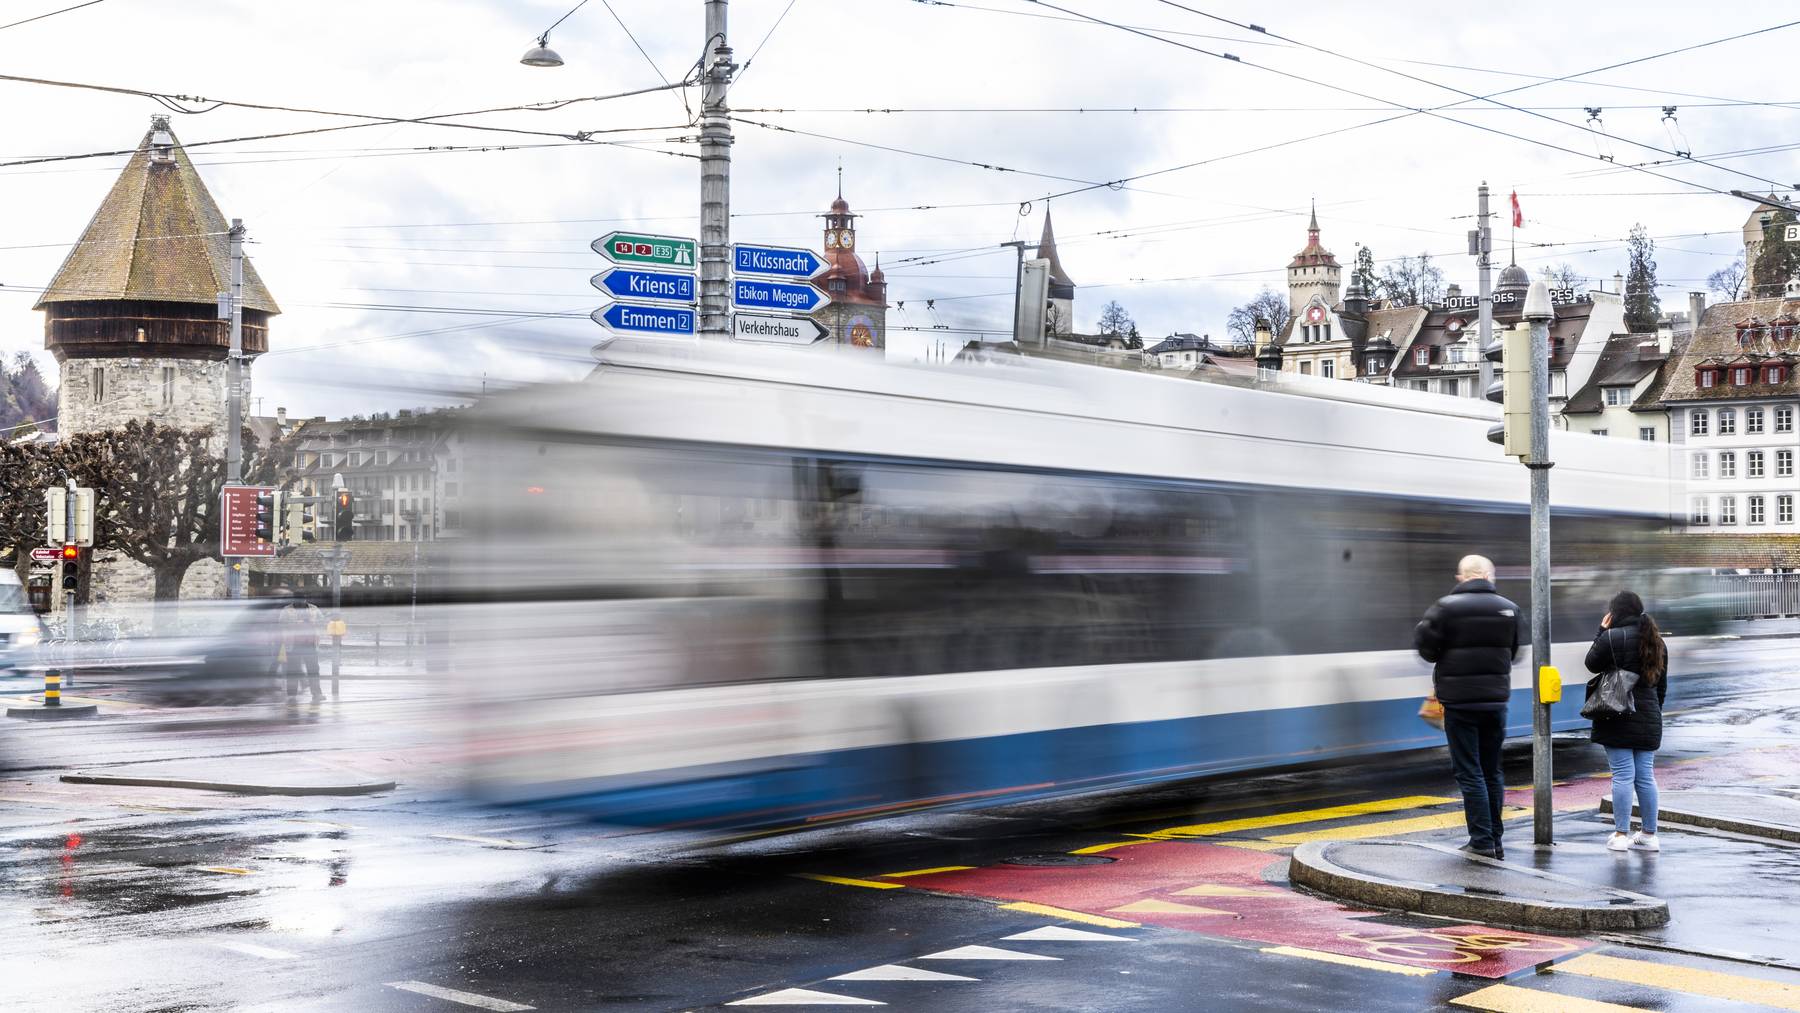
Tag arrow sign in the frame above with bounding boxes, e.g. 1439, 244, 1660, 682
733, 243, 827, 280
591, 301, 697, 336
30, 546, 61, 563
733, 312, 829, 345
732, 277, 830, 313
592, 231, 698, 270
591, 267, 696, 304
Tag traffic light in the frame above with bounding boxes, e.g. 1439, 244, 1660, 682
60, 544, 79, 595
334, 489, 355, 541
1484, 323, 1532, 458
253, 490, 279, 544
283, 498, 315, 544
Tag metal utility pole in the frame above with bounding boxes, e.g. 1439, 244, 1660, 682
1000, 240, 1027, 345
63, 477, 78, 687
1474, 184, 1495, 397
1523, 280, 1555, 846
698, 0, 734, 337
224, 218, 247, 598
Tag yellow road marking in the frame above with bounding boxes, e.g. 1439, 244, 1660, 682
1107, 898, 1234, 916
1555, 952, 1800, 1010
881, 866, 973, 878
997, 902, 1140, 928
795, 873, 905, 890
1268, 806, 1529, 844
195, 866, 254, 876
1260, 945, 1437, 977
1141, 795, 1457, 838
1174, 884, 1282, 897
1451, 983, 1639, 1012
1070, 840, 1152, 855
1213, 840, 1294, 852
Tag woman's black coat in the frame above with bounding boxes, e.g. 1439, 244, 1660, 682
1583, 615, 1667, 752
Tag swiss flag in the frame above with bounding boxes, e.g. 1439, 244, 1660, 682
1510, 190, 1524, 229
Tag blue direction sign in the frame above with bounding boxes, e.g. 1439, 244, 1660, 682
732, 277, 830, 314
733, 243, 827, 280
590, 267, 696, 304
591, 301, 697, 336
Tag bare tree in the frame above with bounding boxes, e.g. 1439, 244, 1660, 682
1226, 287, 1292, 346
1097, 300, 1135, 336
1708, 257, 1747, 302
1378, 253, 1446, 306
1539, 263, 1585, 292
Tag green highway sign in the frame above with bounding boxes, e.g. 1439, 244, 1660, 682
592, 231, 698, 270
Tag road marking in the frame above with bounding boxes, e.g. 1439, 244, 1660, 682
1141, 795, 1457, 838
1554, 952, 1800, 1010
1107, 898, 1234, 916
996, 902, 1139, 928
1212, 840, 1294, 852
918, 945, 1059, 961
1005, 926, 1135, 943
829, 965, 977, 982
430, 833, 532, 849
727, 987, 884, 1006
1069, 840, 1151, 855
195, 866, 254, 876
880, 866, 973, 878
795, 874, 905, 890
286, 818, 359, 828
385, 981, 536, 1011
213, 941, 297, 960
1267, 806, 1530, 844
1450, 983, 1637, 1012
1260, 945, 1437, 977
1174, 884, 1283, 897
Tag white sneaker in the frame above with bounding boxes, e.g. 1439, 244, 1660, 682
1632, 831, 1661, 852
1607, 832, 1632, 851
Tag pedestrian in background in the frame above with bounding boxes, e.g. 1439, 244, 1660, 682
281, 593, 326, 703
1414, 554, 1522, 860
1586, 590, 1667, 852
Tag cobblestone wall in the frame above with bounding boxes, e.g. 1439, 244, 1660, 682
57, 356, 250, 443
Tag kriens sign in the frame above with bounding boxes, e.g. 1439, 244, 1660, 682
733, 243, 827, 280
591, 267, 696, 304
732, 278, 829, 313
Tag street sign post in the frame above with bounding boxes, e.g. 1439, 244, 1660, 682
732, 312, 829, 345
733, 243, 827, 280
732, 277, 830, 314
590, 267, 697, 304
29, 547, 61, 563
220, 485, 278, 557
591, 302, 698, 337
592, 231, 698, 270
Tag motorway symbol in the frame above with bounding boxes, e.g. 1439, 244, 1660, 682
591, 301, 698, 336
591, 231, 697, 269
590, 267, 696, 304
732, 277, 831, 313
732, 312, 829, 345
733, 243, 827, 280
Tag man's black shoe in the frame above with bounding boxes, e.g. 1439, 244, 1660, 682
1457, 843, 1499, 859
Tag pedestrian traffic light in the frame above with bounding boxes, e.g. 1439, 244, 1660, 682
253, 490, 279, 544
1484, 324, 1532, 458
334, 489, 355, 541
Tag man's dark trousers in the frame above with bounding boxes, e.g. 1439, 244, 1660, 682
1444, 708, 1507, 853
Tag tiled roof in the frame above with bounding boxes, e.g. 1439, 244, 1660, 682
1563, 333, 1668, 415
1147, 334, 1227, 355
1630, 331, 1691, 412
1660, 296, 1800, 403
35, 119, 279, 313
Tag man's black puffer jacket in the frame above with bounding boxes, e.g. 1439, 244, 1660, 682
1414, 578, 1522, 711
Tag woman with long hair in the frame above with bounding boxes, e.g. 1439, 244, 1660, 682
1584, 590, 1669, 852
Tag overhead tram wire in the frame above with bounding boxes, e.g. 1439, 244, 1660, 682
738, 100, 1800, 114
729, 0, 802, 93
1153, 1, 1800, 192
0, 0, 107, 32
1010, 0, 1782, 202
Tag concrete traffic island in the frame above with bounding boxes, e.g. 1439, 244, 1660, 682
62, 762, 396, 797
7, 703, 99, 720
1288, 839, 1668, 931
1602, 789, 1800, 844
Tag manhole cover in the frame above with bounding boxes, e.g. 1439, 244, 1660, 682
1001, 853, 1117, 867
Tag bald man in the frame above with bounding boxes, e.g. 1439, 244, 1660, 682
1414, 554, 1522, 859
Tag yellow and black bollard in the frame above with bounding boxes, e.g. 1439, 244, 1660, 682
43, 669, 62, 707
5, 669, 95, 719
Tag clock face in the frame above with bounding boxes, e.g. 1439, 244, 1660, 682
835, 230, 851, 249
824, 232, 837, 249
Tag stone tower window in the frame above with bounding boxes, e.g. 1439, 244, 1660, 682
91, 367, 105, 403
161, 366, 176, 405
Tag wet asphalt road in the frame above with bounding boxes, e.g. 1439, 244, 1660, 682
5, 633, 1800, 1011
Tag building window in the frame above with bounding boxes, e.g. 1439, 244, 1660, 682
1603, 386, 1627, 406
1720, 496, 1738, 525
1320, 359, 1335, 379
1691, 410, 1709, 436
1692, 453, 1710, 480
1448, 344, 1465, 364
91, 367, 104, 403
1780, 406, 1795, 433
1749, 407, 1766, 433
1592, 429, 1609, 437
160, 366, 176, 406
1691, 497, 1711, 525
1771, 366, 1788, 384
377, 451, 388, 465
1640, 427, 1656, 442
1699, 369, 1716, 388
1719, 451, 1735, 479
1750, 495, 1766, 524
1781, 450, 1794, 477
1298, 361, 1311, 376
1720, 408, 1737, 435
1415, 347, 1430, 366
1782, 495, 1794, 524
1735, 368, 1752, 386
1749, 450, 1765, 478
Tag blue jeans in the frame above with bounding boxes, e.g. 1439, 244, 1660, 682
1605, 747, 1658, 834
1445, 708, 1507, 853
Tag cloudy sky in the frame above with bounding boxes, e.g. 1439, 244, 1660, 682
2, 0, 1794, 417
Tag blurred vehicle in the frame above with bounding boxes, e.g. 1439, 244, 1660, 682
42, 598, 287, 704
0, 571, 47, 671
448, 339, 1699, 833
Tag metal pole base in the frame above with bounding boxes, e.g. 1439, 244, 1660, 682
7, 703, 99, 720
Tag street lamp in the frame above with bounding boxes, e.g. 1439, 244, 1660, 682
520, 34, 564, 68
